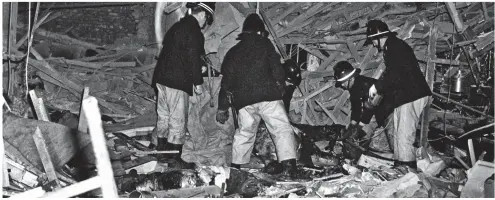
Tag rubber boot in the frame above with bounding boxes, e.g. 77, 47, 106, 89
395, 160, 417, 173
165, 143, 195, 169
155, 138, 172, 160
278, 159, 311, 181
231, 163, 241, 169
156, 137, 168, 151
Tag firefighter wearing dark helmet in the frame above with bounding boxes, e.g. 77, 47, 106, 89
151, 2, 215, 169
333, 61, 377, 145
365, 19, 431, 170
216, 13, 308, 181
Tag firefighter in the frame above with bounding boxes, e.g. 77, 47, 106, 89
150, 2, 216, 168
333, 61, 376, 144
216, 13, 307, 180
365, 19, 432, 169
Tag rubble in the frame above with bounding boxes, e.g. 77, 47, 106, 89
2, 1, 494, 198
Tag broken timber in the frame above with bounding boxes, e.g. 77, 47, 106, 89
29, 90, 51, 121
420, 26, 438, 147
33, 127, 61, 189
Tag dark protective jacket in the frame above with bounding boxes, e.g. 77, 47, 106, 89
218, 33, 285, 111
349, 75, 376, 124
152, 15, 205, 96
374, 35, 432, 126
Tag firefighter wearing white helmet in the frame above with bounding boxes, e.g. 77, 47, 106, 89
365, 19, 432, 170
151, 2, 216, 169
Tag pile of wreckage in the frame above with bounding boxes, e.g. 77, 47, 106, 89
2, 1, 494, 198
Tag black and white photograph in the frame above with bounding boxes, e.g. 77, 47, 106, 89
1, 1, 494, 198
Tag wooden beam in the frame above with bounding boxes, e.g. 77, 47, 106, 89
321, 45, 347, 70
307, 100, 321, 125
271, 4, 301, 25
346, 40, 361, 63
275, 3, 336, 37
467, 139, 476, 167
279, 38, 347, 45
330, 91, 350, 125
259, 6, 287, 59
3, 155, 10, 188
229, 2, 251, 17
315, 100, 338, 125
30, 49, 127, 113
420, 26, 438, 147
82, 96, 118, 197
42, 176, 102, 198
445, 2, 466, 32
30, 28, 103, 50
433, 92, 493, 119
28, 90, 51, 121
10, 187, 46, 198
49, 59, 136, 69
276, 3, 323, 32
78, 87, 90, 133
298, 44, 327, 60
7, 2, 18, 97
33, 127, 61, 189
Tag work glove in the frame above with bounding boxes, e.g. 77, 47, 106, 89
216, 110, 229, 124
194, 85, 203, 95
276, 81, 286, 97
343, 124, 363, 140
369, 84, 377, 99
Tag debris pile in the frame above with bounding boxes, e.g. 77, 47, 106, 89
3, 1, 494, 198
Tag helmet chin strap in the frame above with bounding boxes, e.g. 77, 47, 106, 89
374, 39, 383, 52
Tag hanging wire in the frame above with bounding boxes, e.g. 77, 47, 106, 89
24, 2, 32, 100
24, 2, 40, 100
7, 2, 13, 96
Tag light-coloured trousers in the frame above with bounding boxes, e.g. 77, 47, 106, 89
385, 96, 429, 162
153, 83, 189, 145
232, 100, 297, 165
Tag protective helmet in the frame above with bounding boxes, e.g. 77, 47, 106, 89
364, 19, 392, 47
242, 13, 266, 33
334, 61, 358, 82
283, 59, 301, 86
186, 2, 216, 25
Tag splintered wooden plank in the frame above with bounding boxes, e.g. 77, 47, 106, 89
271, 4, 301, 24
321, 45, 347, 70
78, 87, 90, 133
29, 90, 50, 121
307, 100, 321, 125
298, 44, 327, 60
30, 49, 127, 113
315, 100, 337, 125
33, 127, 61, 189
346, 40, 361, 63
229, 2, 251, 17
420, 26, 438, 147
259, 6, 288, 59
276, 2, 334, 37
481, 3, 490, 21
3, 155, 10, 188
49, 59, 136, 69
43, 176, 102, 198
445, 2, 465, 32
32, 28, 102, 50
301, 101, 308, 124
303, 82, 334, 101
330, 91, 350, 125
82, 96, 118, 197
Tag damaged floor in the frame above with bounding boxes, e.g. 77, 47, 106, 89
2, 1, 495, 198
